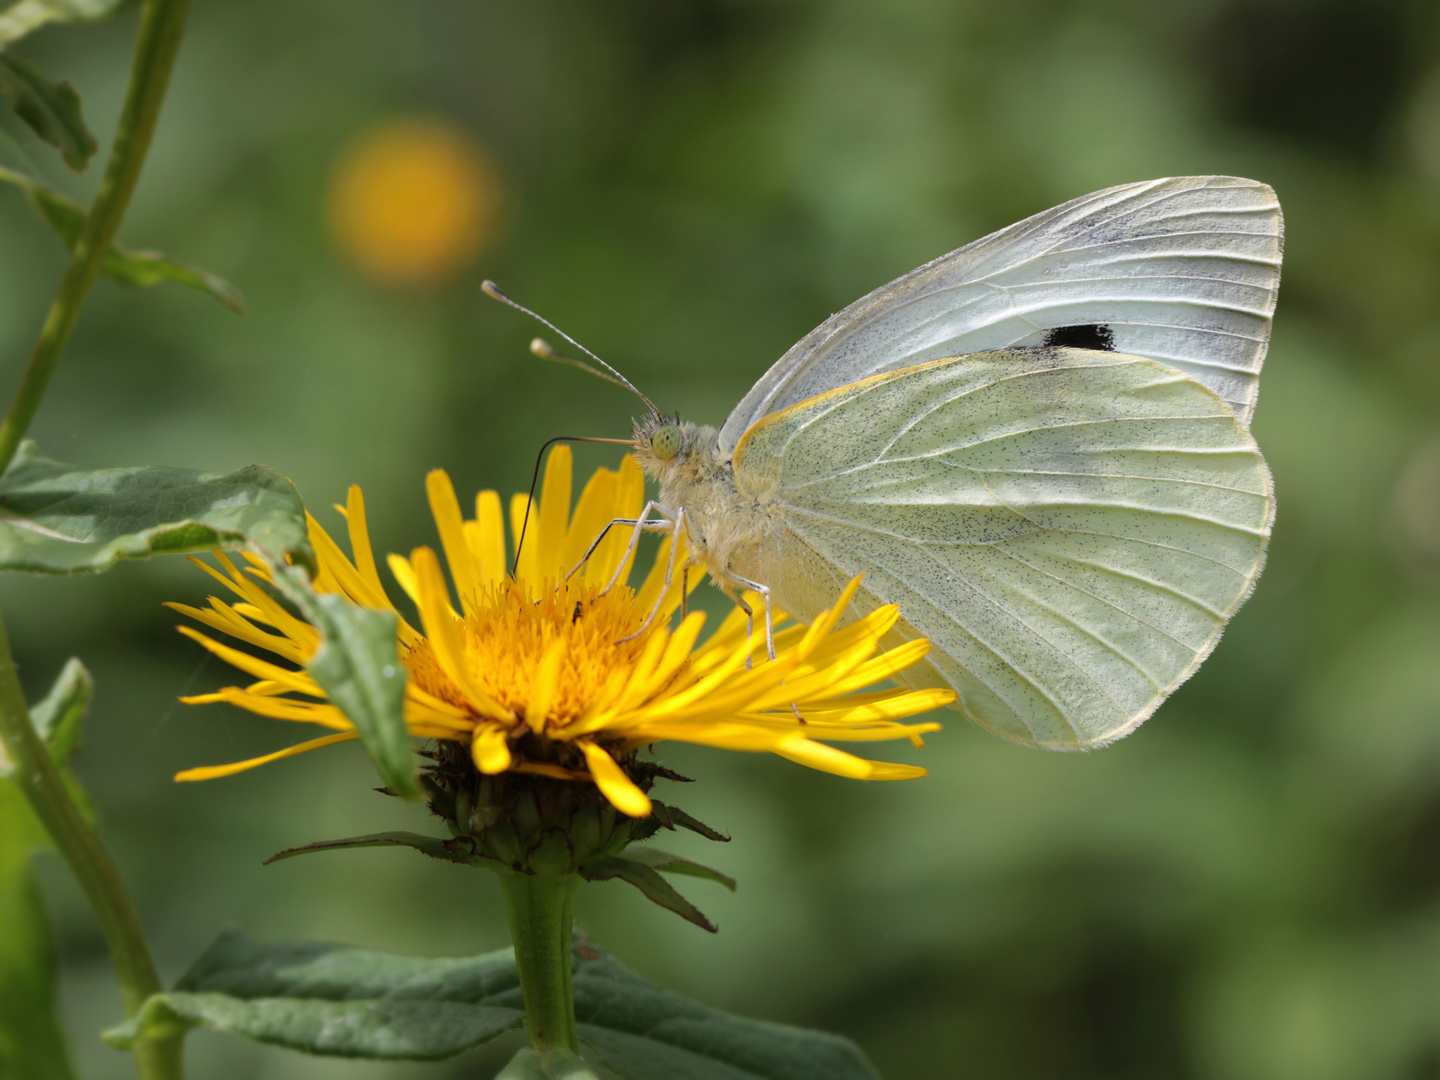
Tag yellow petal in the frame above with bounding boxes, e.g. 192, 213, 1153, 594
175, 731, 359, 781
410, 547, 511, 722
164, 600, 305, 664
580, 742, 651, 817
469, 489, 507, 589
191, 687, 352, 729
472, 725, 512, 774
510, 492, 537, 591
387, 553, 419, 604
344, 485, 391, 603
586, 455, 644, 587
772, 735, 891, 779
427, 470, 482, 616
535, 444, 572, 582
176, 627, 323, 697
800, 688, 955, 724
524, 637, 567, 734
562, 462, 615, 578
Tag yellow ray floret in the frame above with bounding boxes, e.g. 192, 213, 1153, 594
171, 446, 951, 816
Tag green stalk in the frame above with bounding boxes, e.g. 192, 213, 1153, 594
0, 0, 193, 475
0, 613, 182, 1079
499, 871, 580, 1053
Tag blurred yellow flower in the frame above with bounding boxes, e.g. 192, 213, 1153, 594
327, 116, 500, 286
169, 449, 950, 817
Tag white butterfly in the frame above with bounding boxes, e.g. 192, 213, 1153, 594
503, 176, 1282, 750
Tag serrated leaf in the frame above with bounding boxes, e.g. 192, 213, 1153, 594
264, 831, 486, 868
0, 50, 92, 168
267, 570, 416, 798
579, 854, 717, 932
107, 930, 879, 1079
0, 164, 243, 311
0, 442, 312, 573
0, 0, 130, 44
497, 1047, 601, 1079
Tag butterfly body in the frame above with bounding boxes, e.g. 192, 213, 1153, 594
631, 417, 779, 603
625, 176, 1282, 749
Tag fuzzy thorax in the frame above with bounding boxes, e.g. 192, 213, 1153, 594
630, 415, 779, 591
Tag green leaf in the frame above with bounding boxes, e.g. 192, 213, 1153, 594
0, 50, 93, 169
103, 928, 527, 1059
0, 787, 75, 1079
573, 948, 879, 1080
267, 570, 417, 798
0, 0, 131, 44
20, 657, 95, 822
263, 831, 487, 868
0, 164, 244, 311
0, 661, 95, 1079
0, 442, 312, 573
107, 930, 879, 1079
28, 656, 90, 765
497, 1047, 602, 1079
578, 854, 718, 932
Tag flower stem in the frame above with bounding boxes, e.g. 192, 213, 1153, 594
0, 0, 193, 475
499, 871, 580, 1053
0, 613, 182, 1079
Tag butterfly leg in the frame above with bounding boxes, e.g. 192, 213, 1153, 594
568, 501, 674, 595
725, 588, 755, 671
616, 508, 687, 643
729, 574, 776, 663
725, 574, 799, 717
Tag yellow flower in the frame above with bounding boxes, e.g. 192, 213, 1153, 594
170, 448, 951, 817
327, 116, 501, 287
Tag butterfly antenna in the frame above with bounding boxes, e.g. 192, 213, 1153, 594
481, 281, 661, 417
529, 338, 636, 394
511, 435, 635, 577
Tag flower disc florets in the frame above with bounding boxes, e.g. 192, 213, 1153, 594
170, 447, 952, 818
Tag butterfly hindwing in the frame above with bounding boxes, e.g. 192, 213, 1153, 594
731, 347, 1273, 748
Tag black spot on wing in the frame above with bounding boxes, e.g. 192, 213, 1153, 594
1042, 324, 1116, 351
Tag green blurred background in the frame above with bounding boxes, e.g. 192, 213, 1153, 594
3, 0, 1440, 1076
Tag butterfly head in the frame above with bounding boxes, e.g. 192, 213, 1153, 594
631, 413, 720, 484
632, 413, 686, 463
650, 423, 682, 460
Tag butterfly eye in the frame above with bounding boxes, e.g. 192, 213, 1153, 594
652, 424, 681, 460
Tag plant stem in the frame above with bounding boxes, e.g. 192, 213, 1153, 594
499, 872, 580, 1053
0, 0, 193, 475
0, 613, 183, 1079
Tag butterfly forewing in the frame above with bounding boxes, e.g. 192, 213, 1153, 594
719, 176, 1281, 455
731, 348, 1273, 748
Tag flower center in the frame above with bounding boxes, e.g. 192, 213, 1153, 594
403, 578, 651, 728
